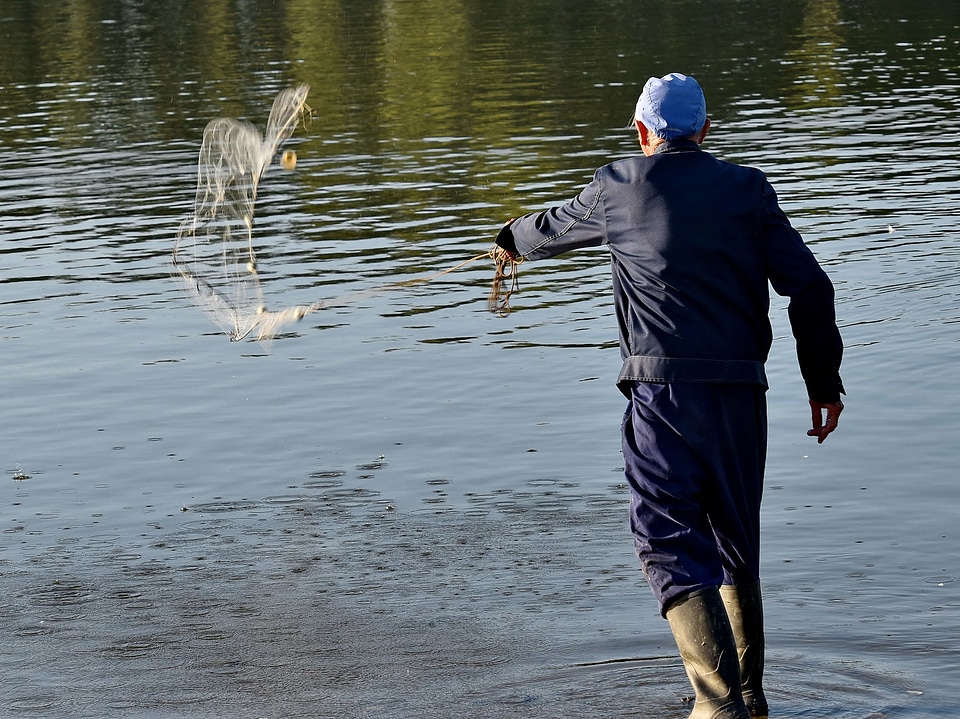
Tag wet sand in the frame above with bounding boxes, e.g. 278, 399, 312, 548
1, 491, 937, 718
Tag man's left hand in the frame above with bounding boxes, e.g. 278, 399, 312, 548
807, 400, 843, 444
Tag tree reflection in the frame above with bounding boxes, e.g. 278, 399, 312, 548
782, 0, 845, 110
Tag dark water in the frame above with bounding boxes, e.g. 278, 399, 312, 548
2, 0, 959, 716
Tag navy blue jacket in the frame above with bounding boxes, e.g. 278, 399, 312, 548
497, 140, 844, 403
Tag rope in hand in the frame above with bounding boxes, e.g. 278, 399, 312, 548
388, 244, 523, 316
249, 244, 525, 343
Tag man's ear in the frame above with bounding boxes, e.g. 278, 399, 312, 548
695, 118, 711, 144
636, 120, 648, 144
637, 120, 659, 157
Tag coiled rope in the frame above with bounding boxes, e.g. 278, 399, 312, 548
487, 245, 523, 316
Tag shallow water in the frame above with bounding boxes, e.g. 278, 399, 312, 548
2, 0, 959, 716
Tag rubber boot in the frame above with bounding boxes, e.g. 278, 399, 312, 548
720, 583, 769, 718
666, 587, 751, 719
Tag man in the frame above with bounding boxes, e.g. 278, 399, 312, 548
495, 73, 844, 719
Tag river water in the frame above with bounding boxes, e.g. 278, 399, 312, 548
2, 1, 958, 717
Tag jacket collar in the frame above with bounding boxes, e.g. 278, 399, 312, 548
653, 138, 702, 155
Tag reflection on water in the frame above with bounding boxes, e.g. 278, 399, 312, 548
781, 0, 846, 109
2, 0, 960, 716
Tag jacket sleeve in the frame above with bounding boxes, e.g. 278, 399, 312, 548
761, 181, 845, 403
496, 172, 606, 260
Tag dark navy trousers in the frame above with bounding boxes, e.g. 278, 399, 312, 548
622, 381, 767, 616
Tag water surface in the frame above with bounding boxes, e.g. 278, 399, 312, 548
2, 1, 959, 716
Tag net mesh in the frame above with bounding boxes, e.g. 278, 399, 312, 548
173, 84, 316, 344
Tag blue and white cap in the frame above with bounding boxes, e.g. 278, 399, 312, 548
636, 73, 707, 140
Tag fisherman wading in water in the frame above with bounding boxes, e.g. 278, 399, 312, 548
496, 72, 844, 718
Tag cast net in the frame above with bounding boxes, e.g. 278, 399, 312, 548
173, 84, 318, 344
173, 84, 523, 346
